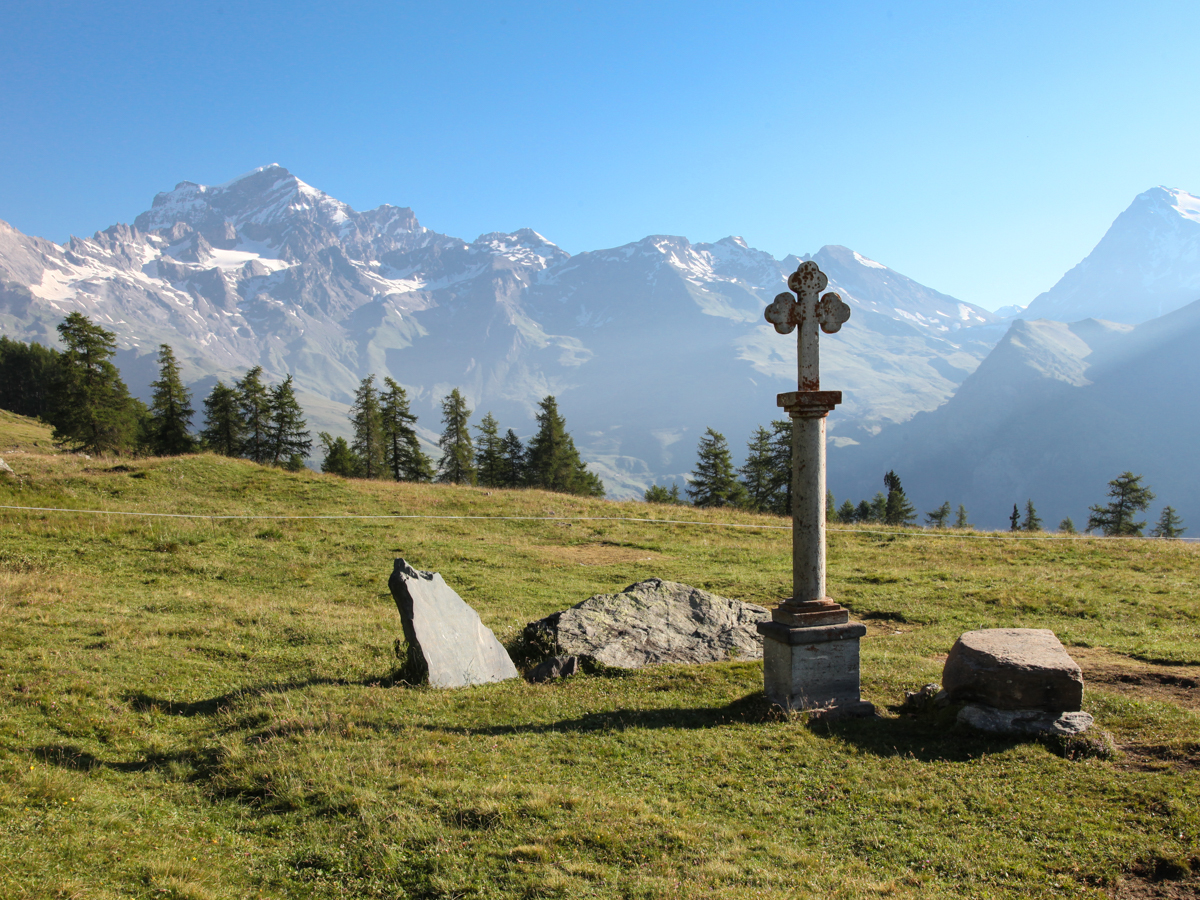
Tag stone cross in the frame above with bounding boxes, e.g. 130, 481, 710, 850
755, 260, 871, 716
763, 261, 850, 620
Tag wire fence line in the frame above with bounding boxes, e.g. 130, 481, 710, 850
2, 503, 1191, 542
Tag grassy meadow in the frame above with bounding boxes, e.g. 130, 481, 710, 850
0, 413, 1197, 899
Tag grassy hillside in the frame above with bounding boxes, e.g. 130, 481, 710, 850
0, 440, 1197, 899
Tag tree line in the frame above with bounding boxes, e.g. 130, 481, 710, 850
0, 313, 604, 497
649, 423, 1188, 538
320, 382, 604, 496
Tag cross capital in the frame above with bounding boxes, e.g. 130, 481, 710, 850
764, 261, 850, 393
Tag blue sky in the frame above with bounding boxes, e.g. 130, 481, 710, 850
2, 0, 1198, 311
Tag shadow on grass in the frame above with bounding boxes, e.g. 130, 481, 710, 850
120, 669, 415, 717
31, 742, 223, 775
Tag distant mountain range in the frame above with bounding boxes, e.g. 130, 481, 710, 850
0, 164, 998, 496
1, 167, 1197, 522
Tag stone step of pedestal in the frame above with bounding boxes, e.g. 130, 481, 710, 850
772, 608, 849, 626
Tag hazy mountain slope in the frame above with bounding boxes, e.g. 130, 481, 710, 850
1022, 187, 1200, 324
830, 307, 1198, 531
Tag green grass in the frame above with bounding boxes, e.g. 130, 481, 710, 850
0, 414, 1198, 898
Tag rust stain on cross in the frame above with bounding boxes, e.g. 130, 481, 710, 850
764, 260, 850, 391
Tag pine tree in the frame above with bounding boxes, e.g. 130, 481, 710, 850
882, 471, 916, 526
524, 396, 604, 496
1021, 499, 1042, 532
0, 335, 60, 419
768, 419, 793, 516
147, 344, 196, 456
1087, 472, 1155, 536
200, 380, 245, 456
319, 432, 361, 477
1149, 506, 1187, 539
645, 483, 684, 505
437, 388, 476, 485
837, 499, 857, 523
826, 490, 836, 522
380, 378, 432, 482
856, 499, 874, 523
236, 367, 272, 463
1009, 504, 1021, 532
475, 412, 507, 488
1059, 517, 1077, 534
266, 375, 311, 469
954, 504, 971, 529
48, 312, 140, 454
349, 375, 386, 479
739, 425, 786, 513
925, 501, 951, 528
687, 428, 745, 508
500, 429, 526, 488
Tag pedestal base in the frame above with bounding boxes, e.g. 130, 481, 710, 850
758, 620, 872, 714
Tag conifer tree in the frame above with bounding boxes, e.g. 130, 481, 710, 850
955, 504, 971, 529
644, 483, 683, 504
739, 425, 783, 513
769, 419, 793, 515
437, 388, 476, 485
350, 375, 385, 479
147, 344, 196, 456
925, 501, 951, 528
200, 380, 245, 456
1149, 506, 1187, 539
837, 499, 857, 523
319, 432, 361, 477
826, 490, 836, 522
856, 499, 874, 523
1059, 517, 1077, 534
1009, 504, 1021, 532
882, 470, 916, 526
1087, 472, 1155, 536
687, 428, 745, 508
475, 412, 507, 488
500, 429, 526, 488
380, 378, 432, 482
1021, 499, 1042, 532
0, 335, 60, 419
525, 396, 604, 496
48, 312, 140, 454
266, 375, 311, 469
236, 367, 272, 463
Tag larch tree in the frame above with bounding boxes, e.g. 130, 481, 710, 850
1087, 472, 1155, 536
475, 412, 507, 488
236, 367, 272, 464
954, 504, 971, 529
499, 429, 526, 488
738, 425, 781, 513
148, 344, 196, 456
437, 388, 476, 485
380, 378, 432, 482
687, 428, 745, 508
266, 375, 311, 470
200, 380, 245, 456
925, 501, 951, 528
1021, 499, 1043, 532
1149, 506, 1187, 539
1009, 504, 1021, 532
837, 499, 857, 523
350, 375, 386, 479
524, 396, 604, 497
882, 471, 916, 526
319, 432, 360, 477
49, 312, 141, 454
0, 335, 60, 419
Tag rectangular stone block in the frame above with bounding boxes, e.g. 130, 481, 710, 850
758, 622, 866, 711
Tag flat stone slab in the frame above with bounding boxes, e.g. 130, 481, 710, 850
959, 704, 1094, 736
388, 559, 518, 688
943, 628, 1083, 712
523, 578, 769, 669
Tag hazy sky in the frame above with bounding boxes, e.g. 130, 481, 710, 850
3, 1, 1198, 311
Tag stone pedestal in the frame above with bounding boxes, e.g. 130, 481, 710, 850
758, 620, 874, 716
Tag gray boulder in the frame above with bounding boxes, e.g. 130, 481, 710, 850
523, 578, 769, 669
388, 559, 518, 688
527, 655, 579, 683
943, 628, 1083, 712
958, 705, 1094, 736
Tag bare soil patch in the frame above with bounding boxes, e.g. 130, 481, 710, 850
1072, 648, 1200, 711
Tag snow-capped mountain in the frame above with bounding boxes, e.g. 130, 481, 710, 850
0, 164, 997, 496
1021, 186, 1200, 324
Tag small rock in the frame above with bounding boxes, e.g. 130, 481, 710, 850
522, 578, 769, 669
527, 655, 579, 683
899, 682, 945, 714
943, 628, 1083, 712
388, 559, 519, 688
958, 704, 1094, 736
